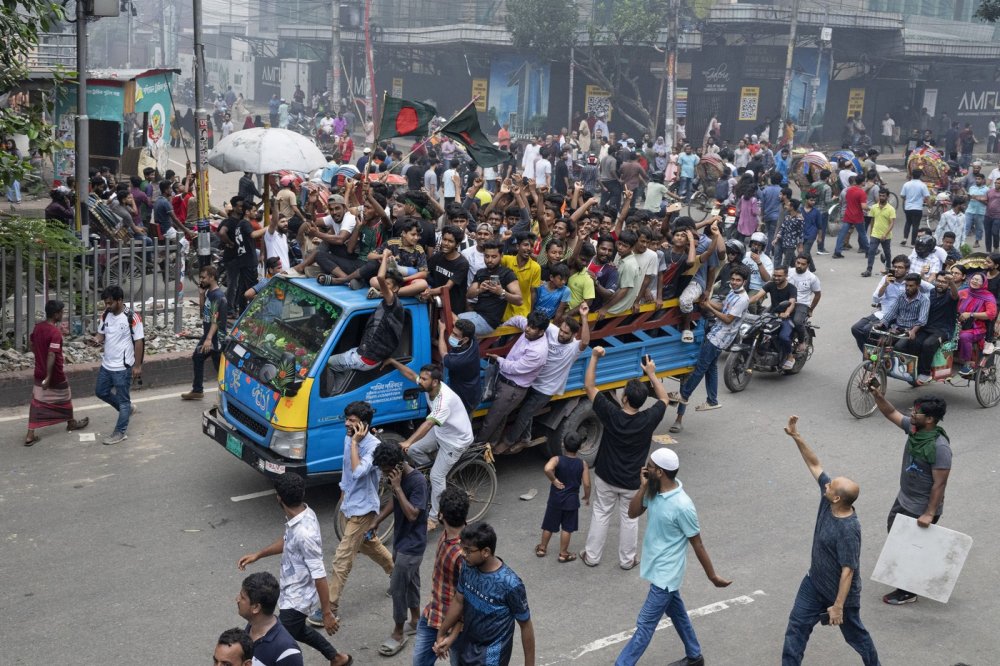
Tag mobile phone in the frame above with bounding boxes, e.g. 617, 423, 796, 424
819, 611, 831, 626
489, 275, 501, 285
867, 376, 881, 390
643, 354, 651, 365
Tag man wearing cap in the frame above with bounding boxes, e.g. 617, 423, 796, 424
781, 416, 880, 666
273, 176, 306, 239
615, 447, 731, 666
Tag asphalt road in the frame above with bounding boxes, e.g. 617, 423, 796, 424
2, 168, 996, 664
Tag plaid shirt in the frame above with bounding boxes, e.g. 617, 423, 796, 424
422, 531, 464, 629
882, 291, 930, 330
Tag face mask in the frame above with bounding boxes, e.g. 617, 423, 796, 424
448, 336, 462, 347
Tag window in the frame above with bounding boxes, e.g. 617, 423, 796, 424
320, 308, 413, 397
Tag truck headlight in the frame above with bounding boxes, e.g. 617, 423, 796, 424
270, 430, 307, 460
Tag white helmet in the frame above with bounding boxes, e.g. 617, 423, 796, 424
750, 231, 768, 246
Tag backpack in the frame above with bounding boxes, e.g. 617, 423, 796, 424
101, 307, 144, 365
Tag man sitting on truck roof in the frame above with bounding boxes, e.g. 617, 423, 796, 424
326, 258, 405, 373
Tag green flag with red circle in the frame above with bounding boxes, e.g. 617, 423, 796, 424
377, 95, 437, 141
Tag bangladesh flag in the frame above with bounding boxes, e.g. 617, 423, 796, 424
439, 104, 511, 168
377, 95, 437, 141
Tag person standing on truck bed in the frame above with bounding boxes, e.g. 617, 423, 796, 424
477, 310, 551, 451
494, 303, 591, 455
326, 261, 404, 373
386, 363, 474, 531
580, 349, 670, 570
309, 401, 393, 626
459, 241, 523, 336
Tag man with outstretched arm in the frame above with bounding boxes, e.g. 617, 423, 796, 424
781, 416, 880, 665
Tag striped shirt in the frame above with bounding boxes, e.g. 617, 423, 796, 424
882, 291, 930, 330
706, 289, 750, 349
422, 531, 464, 629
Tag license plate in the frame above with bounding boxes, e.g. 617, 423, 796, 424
225, 433, 243, 458
264, 460, 286, 474
711, 206, 720, 216
724, 215, 735, 225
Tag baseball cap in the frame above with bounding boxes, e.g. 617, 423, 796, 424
651, 447, 679, 471
328, 194, 346, 204
363, 147, 372, 154
279, 175, 294, 186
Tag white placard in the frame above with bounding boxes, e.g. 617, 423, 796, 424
870, 515, 972, 603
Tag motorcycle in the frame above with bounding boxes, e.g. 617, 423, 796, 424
723, 305, 818, 392
712, 202, 738, 239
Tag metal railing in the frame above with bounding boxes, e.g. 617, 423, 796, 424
2, 237, 187, 352
24, 32, 76, 72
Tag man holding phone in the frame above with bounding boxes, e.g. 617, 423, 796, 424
781, 416, 880, 666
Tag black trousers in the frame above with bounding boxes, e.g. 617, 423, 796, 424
851, 314, 879, 352
896, 327, 949, 375
279, 608, 340, 660
903, 209, 923, 245
315, 243, 363, 276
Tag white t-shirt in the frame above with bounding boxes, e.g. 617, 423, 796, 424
534, 158, 552, 187
881, 118, 895, 136
635, 249, 659, 298
443, 168, 458, 198
221, 121, 234, 138
462, 245, 485, 293
787, 269, 821, 305
534, 324, 584, 396
264, 229, 291, 269
988, 168, 1000, 186
900, 179, 930, 211
427, 383, 474, 449
839, 169, 857, 190
99, 309, 145, 371
321, 211, 357, 235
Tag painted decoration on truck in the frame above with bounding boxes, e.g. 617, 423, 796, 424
225, 363, 280, 421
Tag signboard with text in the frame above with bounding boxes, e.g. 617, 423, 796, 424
847, 88, 865, 117
472, 78, 488, 112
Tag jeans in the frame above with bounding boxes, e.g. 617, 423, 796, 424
95, 366, 132, 433
677, 340, 724, 415
781, 575, 880, 666
616, 584, 702, 665
328, 512, 394, 610
865, 237, 892, 272
989, 135, 998, 154
6, 179, 21, 202
476, 377, 528, 446
457, 311, 495, 336
191, 335, 220, 393
677, 177, 693, 202
278, 608, 340, 661
390, 550, 423, 625
412, 616, 460, 666
966, 212, 985, 241
327, 347, 379, 372
801, 237, 817, 270
763, 217, 779, 248
601, 179, 623, 210
773, 244, 797, 269
903, 209, 923, 245
777, 318, 795, 359
583, 474, 638, 567
407, 431, 467, 517
835, 221, 869, 255
817, 211, 829, 250
503, 387, 552, 445
985, 216, 1000, 252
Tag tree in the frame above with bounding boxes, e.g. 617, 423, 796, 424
506, 0, 669, 137
975, 0, 1000, 22
0, 1, 65, 190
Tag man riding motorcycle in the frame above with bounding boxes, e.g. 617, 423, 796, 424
749, 264, 798, 369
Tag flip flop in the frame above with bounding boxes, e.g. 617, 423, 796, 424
378, 635, 408, 657
67, 417, 90, 431
535, 544, 547, 557
669, 422, 684, 434
681, 330, 695, 343
405, 623, 418, 637
24, 435, 40, 447
695, 403, 721, 411
558, 552, 577, 563
366, 287, 380, 299
667, 392, 688, 405
579, 550, 599, 567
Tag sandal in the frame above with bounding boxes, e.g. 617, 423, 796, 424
558, 552, 577, 563
695, 402, 721, 411
378, 635, 408, 657
666, 391, 688, 405
67, 417, 90, 431
535, 544, 547, 557
366, 287, 380, 299
669, 421, 684, 434
681, 330, 695, 343
579, 550, 599, 567
24, 435, 40, 447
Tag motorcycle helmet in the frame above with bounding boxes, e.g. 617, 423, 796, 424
725, 239, 746, 262
749, 231, 768, 251
914, 235, 936, 258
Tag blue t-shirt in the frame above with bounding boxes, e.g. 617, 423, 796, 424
640, 481, 700, 592
900, 179, 930, 211
692, 233, 719, 288
759, 185, 783, 221
802, 207, 822, 241
247, 619, 304, 666
393, 469, 428, 556
809, 472, 862, 608
457, 561, 530, 666
677, 153, 699, 179
533, 284, 571, 318
967, 184, 988, 216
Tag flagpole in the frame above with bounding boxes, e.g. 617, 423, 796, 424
382, 96, 481, 175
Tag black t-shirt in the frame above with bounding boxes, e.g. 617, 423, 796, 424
442, 341, 482, 412
809, 472, 862, 607
219, 216, 256, 265
925, 288, 958, 333
428, 252, 470, 314
472, 266, 517, 329
358, 295, 405, 362
553, 160, 569, 194
392, 217, 437, 251
393, 469, 429, 556
246, 620, 303, 666
591, 393, 667, 490
762, 282, 797, 313
406, 165, 424, 190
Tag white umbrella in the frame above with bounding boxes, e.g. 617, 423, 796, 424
207, 128, 327, 174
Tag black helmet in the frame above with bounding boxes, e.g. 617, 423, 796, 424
725, 239, 746, 262
915, 235, 936, 258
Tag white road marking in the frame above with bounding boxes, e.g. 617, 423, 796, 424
541, 590, 766, 665
230, 489, 275, 503
0, 387, 218, 423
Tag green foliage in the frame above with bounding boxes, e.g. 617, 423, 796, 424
0, 1, 66, 187
505, 0, 578, 61
975, 0, 1000, 22
0, 217, 82, 253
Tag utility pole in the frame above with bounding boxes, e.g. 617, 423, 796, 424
778, 0, 801, 133
192, 0, 211, 267
75, 0, 89, 240
664, 0, 679, 149
126, 1, 132, 68
567, 45, 574, 130
330, 1, 341, 109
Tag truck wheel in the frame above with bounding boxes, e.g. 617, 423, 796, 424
552, 399, 604, 467
332, 430, 404, 543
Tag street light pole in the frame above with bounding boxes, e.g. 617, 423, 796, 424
778, 0, 801, 134
331, 1, 341, 109
192, 0, 211, 267
75, 0, 89, 240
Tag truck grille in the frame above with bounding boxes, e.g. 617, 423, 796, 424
228, 402, 268, 438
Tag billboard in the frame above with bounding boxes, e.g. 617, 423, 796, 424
487, 54, 550, 132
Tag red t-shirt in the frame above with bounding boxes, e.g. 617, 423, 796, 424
843, 186, 867, 224
30, 321, 66, 385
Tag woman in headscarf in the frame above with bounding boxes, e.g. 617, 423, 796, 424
653, 136, 667, 172
243, 114, 255, 130
956, 271, 998, 376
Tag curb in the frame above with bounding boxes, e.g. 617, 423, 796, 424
3, 349, 196, 408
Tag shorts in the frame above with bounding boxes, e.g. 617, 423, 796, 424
541, 504, 579, 533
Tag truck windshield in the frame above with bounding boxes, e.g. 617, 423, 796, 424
229, 279, 341, 380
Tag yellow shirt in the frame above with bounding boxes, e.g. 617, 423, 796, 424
501, 255, 541, 319
870, 203, 896, 240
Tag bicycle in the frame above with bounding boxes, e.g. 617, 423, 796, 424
332, 439, 498, 544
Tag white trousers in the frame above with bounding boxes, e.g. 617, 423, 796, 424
583, 474, 639, 567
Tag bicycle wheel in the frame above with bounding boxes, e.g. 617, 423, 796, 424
846, 362, 886, 419
448, 458, 497, 525
333, 480, 395, 544
975, 357, 1000, 408
887, 192, 899, 209
686, 193, 710, 222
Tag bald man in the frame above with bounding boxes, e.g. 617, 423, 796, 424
781, 416, 880, 666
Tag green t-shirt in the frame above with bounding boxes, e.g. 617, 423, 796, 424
609, 254, 642, 314
568, 268, 596, 309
